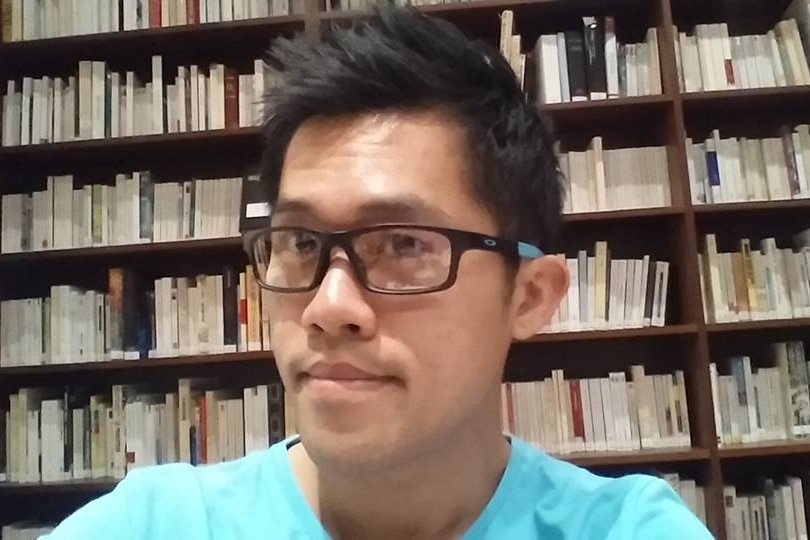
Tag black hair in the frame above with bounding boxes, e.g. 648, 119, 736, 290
260, 1, 563, 252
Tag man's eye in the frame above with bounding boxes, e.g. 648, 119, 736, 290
386, 233, 427, 257
292, 235, 318, 254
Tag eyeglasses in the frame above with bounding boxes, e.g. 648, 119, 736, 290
242, 224, 544, 295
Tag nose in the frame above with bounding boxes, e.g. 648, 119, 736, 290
300, 255, 377, 340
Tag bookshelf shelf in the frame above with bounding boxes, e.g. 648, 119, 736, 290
0, 237, 244, 267
538, 94, 672, 125
0, 479, 117, 496
562, 447, 711, 467
0, 17, 305, 72
542, 94, 672, 112
693, 199, 810, 215
0, 128, 262, 160
320, 0, 556, 19
705, 318, 810, 334
562, 206, 683, 223
522, 324, 698, 343
718, 440, 810, 459
318, 0, 651, 21
680, 85, 810, 104
0, 351, 273, 378
0, 15, 305, 50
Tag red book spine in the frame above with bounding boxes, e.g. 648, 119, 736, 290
150, 0, 162, 28
197, 394, 208, 464
569, 380, 585, 441
187, 0, 199, 25
224, 68, 239, 130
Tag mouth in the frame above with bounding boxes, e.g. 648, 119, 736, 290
299, 362, 400, 399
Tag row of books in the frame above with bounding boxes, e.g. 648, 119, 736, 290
531, 17, 662, 104
1, 56, 278, 146
502, 365, 691, 455
498, 11, 527, 92
0, 173, 243, 253
539, 242, 671, 333
0, 380, 286, 484
687, 126, 810, 205
700, 232, 810, 324
724, 477, 809, 540
0, 266, 272, 367
559, 140, 671, 213
0, 0, 301, 42
710, 341, 810, 447
660, 472, 708, 526
674, 19, 810, 93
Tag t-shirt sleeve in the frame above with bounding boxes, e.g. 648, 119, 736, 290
629, 478, 715, 539
38, 472, 145, 540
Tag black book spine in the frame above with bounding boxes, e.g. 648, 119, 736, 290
122, 269, 150, 358
63, 387, 73, 479
644, 260, 657, 324
583, 17, 607, 99
148, 290, 157, 353
83, 405, 92, 473
0, 404, 6, 479
269, 383, 285, 444
122, 269, 139, 354
223, 266, 238, 349
565, 30, 588, 101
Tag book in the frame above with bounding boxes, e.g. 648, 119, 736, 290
501, 365, 692, 454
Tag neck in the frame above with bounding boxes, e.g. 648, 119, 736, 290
289, 399, 510, 539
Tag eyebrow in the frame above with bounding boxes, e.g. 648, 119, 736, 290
272, 196, 453, 227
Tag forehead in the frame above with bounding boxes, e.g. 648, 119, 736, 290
275, 110, 495, 231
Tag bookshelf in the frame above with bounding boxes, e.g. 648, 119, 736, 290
1, 0, 810, 537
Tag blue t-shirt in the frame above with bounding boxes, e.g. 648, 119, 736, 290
42, 436, 713, 539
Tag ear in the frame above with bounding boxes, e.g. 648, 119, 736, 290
511, 254, 569, 340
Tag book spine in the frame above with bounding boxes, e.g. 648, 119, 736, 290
565, 30, 588, 101
583, 17, 607, 99
224, 67, 239, 129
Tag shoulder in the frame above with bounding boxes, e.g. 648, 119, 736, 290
42, 450, 275, 540
502, 439, 714, 539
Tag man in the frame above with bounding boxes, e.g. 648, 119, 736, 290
44, 3, 713, 539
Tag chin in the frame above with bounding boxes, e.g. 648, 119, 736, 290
298, 418, 405, 474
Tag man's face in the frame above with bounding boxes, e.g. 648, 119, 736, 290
267, 111, 521, 470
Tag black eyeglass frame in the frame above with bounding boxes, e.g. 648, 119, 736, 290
241, 224, 544, 295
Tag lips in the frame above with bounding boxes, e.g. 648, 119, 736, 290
300, 361, 398, 399
305, 362, 382, 381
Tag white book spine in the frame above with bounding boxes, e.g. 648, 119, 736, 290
152, 55, 165, 134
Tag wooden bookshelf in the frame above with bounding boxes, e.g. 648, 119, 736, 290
563, 447, 711, 467
561, 206, 684, 223
693, 199, 810, 215
0, 237, 244, 265
522, 324, 698, 343
0, 479, 118, 496
2, 0, 810, 537
718, 440, 810, 460
0, 127, 261, 160
680, 85, 810, 106
706, 318, 810, 334
0, 351, 273, 378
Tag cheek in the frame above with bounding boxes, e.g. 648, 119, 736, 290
267, 295, 306, 336
388, 284, 509, 408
